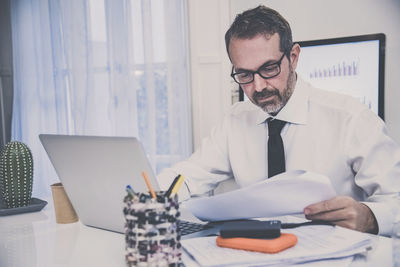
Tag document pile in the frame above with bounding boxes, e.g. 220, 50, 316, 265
182, 224, 372, 266
185, 170, 336, 221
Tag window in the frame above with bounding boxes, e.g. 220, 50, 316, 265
11, 0, 191, 197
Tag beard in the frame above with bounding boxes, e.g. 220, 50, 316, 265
250, 68, 296, 116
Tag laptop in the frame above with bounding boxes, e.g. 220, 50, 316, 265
39, 134, 220, 239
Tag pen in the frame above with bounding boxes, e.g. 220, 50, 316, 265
142, 171, 157, 200
169, 174, 184, 198
126, 185, 135, 196
164, 174, 181, 197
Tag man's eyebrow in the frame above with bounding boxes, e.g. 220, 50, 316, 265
233, 59, 279, 73
233, 67, 253, 73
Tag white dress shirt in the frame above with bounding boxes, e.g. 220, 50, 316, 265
157, 77, 400, 236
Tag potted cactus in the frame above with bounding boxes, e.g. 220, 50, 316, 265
0, 141, 34, 208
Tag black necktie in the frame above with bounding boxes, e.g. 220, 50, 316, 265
267, 118, 286, 178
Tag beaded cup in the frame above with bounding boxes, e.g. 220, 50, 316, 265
123, 191, 182, 267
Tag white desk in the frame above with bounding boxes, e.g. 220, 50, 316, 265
0, 199, 394, 267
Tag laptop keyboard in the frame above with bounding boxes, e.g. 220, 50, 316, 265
178, 220, 213, 236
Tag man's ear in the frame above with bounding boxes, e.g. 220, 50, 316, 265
289, 43, 301, 70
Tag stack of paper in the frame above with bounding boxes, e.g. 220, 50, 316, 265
185, 170, 337, 221
181, 225, 372, 266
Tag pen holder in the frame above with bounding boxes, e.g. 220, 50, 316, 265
123, 191, 182, 267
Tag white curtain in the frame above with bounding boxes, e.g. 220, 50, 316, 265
10, 0, 192, 198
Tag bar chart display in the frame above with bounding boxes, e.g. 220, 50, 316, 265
296, 40, 380, 114
308, 60, 359, 79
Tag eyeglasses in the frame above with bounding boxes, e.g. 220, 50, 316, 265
231, 53, 286, 84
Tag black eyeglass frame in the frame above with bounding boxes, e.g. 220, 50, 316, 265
230, 52, 287, 85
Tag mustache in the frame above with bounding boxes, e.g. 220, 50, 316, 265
253, 88, 280, 100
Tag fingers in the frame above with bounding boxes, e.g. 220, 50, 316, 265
303, 196, 378, 233
303, 196, 357, 229
305, 205, 355, 222
304, 196, 354, 217
305, 208, 360, 230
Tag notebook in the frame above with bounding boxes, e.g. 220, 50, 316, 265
39, 134, 220, 239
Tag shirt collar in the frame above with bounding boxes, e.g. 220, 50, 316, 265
255, 76, 309, 125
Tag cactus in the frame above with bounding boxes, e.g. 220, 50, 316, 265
0, 141, 34, 208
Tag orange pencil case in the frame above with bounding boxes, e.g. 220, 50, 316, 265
216, 233, 298, 253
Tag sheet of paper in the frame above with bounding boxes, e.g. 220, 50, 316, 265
185, 170, 336, 221
218, 256, 354, 267
290, 257, 353, 267
181, 225, 371, 267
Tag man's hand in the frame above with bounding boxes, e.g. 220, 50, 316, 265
303, 196, 378, 234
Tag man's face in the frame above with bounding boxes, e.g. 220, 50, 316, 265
229, 33, 300, 115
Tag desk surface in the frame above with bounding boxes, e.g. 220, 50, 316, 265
0, 199, 394, 267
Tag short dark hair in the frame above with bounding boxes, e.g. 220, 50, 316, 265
225, 5, 293, 59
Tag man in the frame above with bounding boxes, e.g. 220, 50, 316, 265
158, 5, 400, 236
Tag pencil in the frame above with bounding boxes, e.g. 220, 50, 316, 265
142, 171, 157, 200
164, 174, 181, 197
169, 175, 184, 198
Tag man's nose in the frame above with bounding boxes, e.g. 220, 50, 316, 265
253, 73, 266, 92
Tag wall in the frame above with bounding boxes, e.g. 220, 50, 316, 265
0, 0, 13, 148
187, 0, 233, 150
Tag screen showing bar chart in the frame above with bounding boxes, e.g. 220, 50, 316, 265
308, 59, 360, 79
295, 34, 385, 118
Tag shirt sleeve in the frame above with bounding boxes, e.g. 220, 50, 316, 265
347, 108, 400, 236
157, 112, 234, 201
